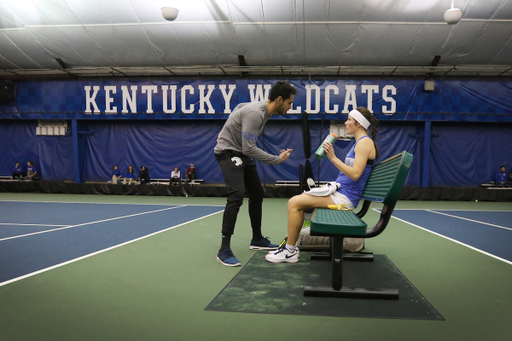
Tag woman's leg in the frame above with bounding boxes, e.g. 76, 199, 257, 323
286, 193, 336, 246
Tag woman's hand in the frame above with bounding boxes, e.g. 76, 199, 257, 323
323, 142, 336, 161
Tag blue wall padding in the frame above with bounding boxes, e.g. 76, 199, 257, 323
1, 119, 511, 187
430, 122, 512, 186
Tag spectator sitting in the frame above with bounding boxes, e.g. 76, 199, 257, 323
25, 161, 38, 181
12, 161, 25, 180
186, 164, 196, 183
139, 166, 150, 185
170, 166, 181, 186
495, 165, 507, 186
111, 165, 122, 184
123, 165, 136, 185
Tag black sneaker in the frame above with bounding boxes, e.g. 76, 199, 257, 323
249, 237, 279, 250
216, 248, 241, 267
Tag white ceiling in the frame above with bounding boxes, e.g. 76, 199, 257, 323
0, 0, 511, 79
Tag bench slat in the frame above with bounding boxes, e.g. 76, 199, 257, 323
311, 209, 367, 236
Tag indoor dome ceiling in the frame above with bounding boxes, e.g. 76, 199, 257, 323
0, 0, 511, 79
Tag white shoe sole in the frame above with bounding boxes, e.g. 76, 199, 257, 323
216, 257, 241, 267
250, 245, 278, 251
264, 254, 299, 263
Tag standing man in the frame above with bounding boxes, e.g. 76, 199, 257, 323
214, 81, 296, 266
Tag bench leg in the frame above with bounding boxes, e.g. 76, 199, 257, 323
332, 236, 344, 290
304, 236, 399, 300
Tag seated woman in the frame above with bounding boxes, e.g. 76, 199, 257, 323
25, 161, 38, 181
123, 165, 136, 185
170, 166, 181, 186
266, 107, 379, 263
111, 165, 122, 184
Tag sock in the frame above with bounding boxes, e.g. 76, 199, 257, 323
285, 244, 296, 252
220, 234, 232, 251
252, 232, 263, 241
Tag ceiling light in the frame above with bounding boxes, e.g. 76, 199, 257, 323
444, 1, 462, 25
161, 7, 179, 21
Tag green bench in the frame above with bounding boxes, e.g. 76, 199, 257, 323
304, 151, 413, 299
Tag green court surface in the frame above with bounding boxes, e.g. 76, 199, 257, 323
0, 193, 511, 341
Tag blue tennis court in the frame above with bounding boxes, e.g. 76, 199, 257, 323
0, 201, 224, 286
391, 209, 512, 263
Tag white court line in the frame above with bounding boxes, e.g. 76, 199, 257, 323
391, 214, 512, 266
0, 223, 68, 227
0, 209, 224, 288
0, 200, 224, 207
0, 205, 185, 242
426, 209, 512, 232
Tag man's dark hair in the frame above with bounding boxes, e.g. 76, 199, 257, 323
269, 81, 297, 101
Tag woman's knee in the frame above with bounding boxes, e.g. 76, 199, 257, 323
288, 194, 308, 211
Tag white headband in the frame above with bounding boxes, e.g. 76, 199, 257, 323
348, 109, 371, 129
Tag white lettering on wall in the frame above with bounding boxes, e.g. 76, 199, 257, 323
382, 85, 397, 114
84, 86, 100, 114
81, 83, 398, 115
361, 85, 379, 113
306, 84, 321, 113
219, 84, 236, 113
141, 85, 158, 114
121, 85, 138, 113
162, 85, 176, 114
181, 85, 194, 114
198, 84, 215, 114
104, 86, 117, 114
342, 85, 357, 113
325, 85, 339, 114
248, 84, 272, 102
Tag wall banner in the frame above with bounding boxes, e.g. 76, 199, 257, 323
1, 79, 512, 121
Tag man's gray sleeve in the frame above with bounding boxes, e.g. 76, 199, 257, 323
241, 111, 281, 165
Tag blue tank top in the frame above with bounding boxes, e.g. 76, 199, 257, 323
335, 136, 374, 207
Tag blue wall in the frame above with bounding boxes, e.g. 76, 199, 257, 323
1, 119, 511, 187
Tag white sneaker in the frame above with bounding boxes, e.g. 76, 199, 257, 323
268, 246, 300, 258
265, 246, 299, 263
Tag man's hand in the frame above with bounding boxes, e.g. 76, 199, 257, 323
279, 149, 293, 162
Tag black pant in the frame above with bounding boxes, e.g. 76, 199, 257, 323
12, 172, 24, 179
215, 152, 264, 236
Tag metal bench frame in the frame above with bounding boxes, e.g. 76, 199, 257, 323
304, 151, 413, 299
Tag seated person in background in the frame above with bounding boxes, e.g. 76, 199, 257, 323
25, 161, 38, 181
170, 166, 181, 186
508, 168, 512, 184
495, 165, 507, 186
139, 166, 150, 185
12, 161, 24, 180
186, 164, 196, 183
123, 165, 136, 185
111, 165, 122, 184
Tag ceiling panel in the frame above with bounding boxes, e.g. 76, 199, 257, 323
0, 0, 510, 79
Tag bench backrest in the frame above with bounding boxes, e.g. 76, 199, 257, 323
361, 151, 413, 206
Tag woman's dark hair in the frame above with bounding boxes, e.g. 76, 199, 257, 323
356, 107, 380, 159
28, 161, 34, 166
269, 81, 297, 101
128, 165, 134, 174
112, 165, 117, 170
